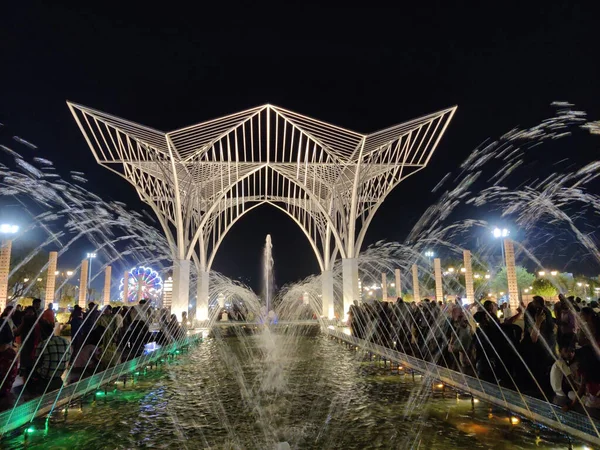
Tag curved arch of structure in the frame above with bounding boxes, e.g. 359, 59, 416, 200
205, 201, 325, 272
185, 164, 344, 262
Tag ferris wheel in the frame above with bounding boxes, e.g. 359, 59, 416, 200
119, 266, 164, 303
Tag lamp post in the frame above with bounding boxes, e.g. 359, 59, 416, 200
492, 227, 509, 266
0, 224, 19, 311
86, 252, 96, 294
424, 250, 435, 265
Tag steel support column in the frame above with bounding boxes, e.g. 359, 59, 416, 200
172, 259, 190, 321
196, 269, 209, 322
321, 269, 335, 319
342, 257, 359, 321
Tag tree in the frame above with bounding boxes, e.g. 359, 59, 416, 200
58, 295, 76, 309
491, 266, 536, 294
531, 278, 558, 298
8, 247, 48, 300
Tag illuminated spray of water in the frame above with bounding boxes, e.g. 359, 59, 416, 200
1, 102, 599, 447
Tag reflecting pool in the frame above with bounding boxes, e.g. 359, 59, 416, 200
3, 333, 583, 449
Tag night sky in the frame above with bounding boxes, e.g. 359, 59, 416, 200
1, 2, 598, 291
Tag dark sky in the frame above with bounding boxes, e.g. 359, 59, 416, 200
1, 2, 598, 291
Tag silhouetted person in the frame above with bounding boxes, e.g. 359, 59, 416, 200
28, 320, 70, 394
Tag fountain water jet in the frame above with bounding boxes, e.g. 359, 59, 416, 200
263, 234, 275, 319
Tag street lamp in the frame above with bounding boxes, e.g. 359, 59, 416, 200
447, 267, 455, 273
550, 270, 558, 276
424, 250, 434, 265
0, 224, 19, 234
538, 271, 546, 277
86, 252, 97, 292
492, 228, 509, 238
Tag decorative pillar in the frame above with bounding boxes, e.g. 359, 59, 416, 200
394, 268, 402, 299
381, 273, 388, 302
103, 266, 111, 306
44, 251, 58, 304
342, 258, 359, 321
172, 259, 190, 322
504, 239, 519, 311
162, 276, 173, 310
463, 250, 475, 304
0, 240, 12, 311
434, 258, 443, 302
321, 269, 335, 319
122, 270, 129, 303
196, 269, 209, 322
78, 258, 89, 308
412, 264, 420, 302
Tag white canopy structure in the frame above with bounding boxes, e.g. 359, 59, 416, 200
68, 102, 456, 320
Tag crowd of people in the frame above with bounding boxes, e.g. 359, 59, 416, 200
347, 294, 600, 416
0, 298, 187, 407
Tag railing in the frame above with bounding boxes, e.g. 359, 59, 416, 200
325, 328, 600, 447
0, 333, 202, 436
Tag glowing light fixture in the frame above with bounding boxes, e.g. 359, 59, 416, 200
510, 416, 520, 425
0, 224, 19, 234
448, 267, 455, 273
460, 267, 466, 273
538, 271, 545, 277
550, 270, 558, 276
492, 227, 509, 238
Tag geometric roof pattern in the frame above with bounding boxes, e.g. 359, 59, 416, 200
68, 102, 456, 272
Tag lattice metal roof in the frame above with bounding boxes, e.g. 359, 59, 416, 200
69, 102, 456, 268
